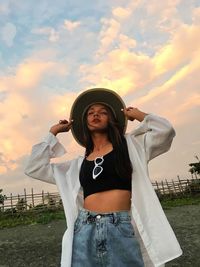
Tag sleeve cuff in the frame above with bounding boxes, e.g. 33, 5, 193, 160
42, 132, 67, 157
129, 114, 151, 136
43, 132, 59, 147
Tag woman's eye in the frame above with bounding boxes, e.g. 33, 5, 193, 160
87, 111, 107, 115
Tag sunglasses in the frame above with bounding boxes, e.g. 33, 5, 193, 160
93, 156, 104, 179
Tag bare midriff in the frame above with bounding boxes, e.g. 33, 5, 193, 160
83, 189, 132, 213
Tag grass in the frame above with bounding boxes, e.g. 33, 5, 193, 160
160, 195, 200, 209
0, 209, 65, 229
0, 195, 200, 228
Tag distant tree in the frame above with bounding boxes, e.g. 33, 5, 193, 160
0, 189, 7, 204
189, 156, 200, 177
0, 189, 7, 211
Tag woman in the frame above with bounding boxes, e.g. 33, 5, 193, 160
25, 88, 182, 267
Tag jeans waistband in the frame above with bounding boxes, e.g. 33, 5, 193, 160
78, 207, 131, 224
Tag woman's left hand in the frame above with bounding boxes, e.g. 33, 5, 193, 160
122, 107, 148, 122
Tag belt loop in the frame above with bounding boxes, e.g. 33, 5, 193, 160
113, 213, 119, 225
86, 212, 91, 224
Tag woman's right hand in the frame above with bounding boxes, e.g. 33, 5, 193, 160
50, 119, 73, 136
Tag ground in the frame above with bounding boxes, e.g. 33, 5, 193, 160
0, 205, 199, 267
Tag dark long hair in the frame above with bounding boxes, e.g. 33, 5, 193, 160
82, 104, 133, 179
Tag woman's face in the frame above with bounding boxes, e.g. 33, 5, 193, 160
86, 104, 110, 133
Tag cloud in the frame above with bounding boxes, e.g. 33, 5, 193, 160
0, 84, 79, 175
0, 2, 10, 15
64, 20, 81, 31
136, 54, 200, 107
97, 18, 121, 56
145, 0, 181, 17
153, 24, 200, 74
81, 3, 200, 97
1, 0, 200, 192
0, 152, 17, 174
16, 61, 55, 89
118, 34, 137, 49
0, 91, 7, 102
112, 7, 132, 19
192, 7, 200, 24
174, 93, 200, 115
79, 11, 200, 135
32, 27, 59, 42
1, 22, 17, 47
48, 91, 77, 119
0, 57, 68, 92
0, 55, 69, 175
0, 93, 32, 170
80, 47, 154, 95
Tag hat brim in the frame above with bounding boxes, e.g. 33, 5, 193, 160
70, 88, 127, 147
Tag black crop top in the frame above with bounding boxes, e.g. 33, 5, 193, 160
79, 150, 132, 199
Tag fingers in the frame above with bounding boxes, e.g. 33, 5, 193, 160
121, 107, 135, 121
126, 107, 134, 111
59, 119, 74, 125
58, 119, 74, 132
59, 119, 68, 124
121, 107, 134, 111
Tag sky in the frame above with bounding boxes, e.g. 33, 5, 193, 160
0, 0, 200, 196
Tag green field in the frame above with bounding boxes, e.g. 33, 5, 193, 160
0, 195, 200, 229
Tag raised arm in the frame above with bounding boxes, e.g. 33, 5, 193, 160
123, 107, 175, 162
24, 119, 73, 184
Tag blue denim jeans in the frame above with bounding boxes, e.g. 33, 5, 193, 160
71, 208, 144, 267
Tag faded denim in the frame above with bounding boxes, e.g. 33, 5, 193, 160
71, 208, 144, 267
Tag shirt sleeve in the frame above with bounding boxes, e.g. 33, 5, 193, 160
24, 132, 68, 184
129, 114, 176, 162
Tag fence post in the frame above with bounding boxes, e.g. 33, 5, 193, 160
161, 180, 165, 196
155, 180, 158, 191
10, 193, 13, 211
2, 198, 4, 212
47, 192, 50, 208
31, 188, 35, 207
177, 176, 184, 194
155, 180, 160, 196
24, 188, 27, 211
42, 190, 44, 205
172, 179, 178, 197
165, 179, 171, 197
186, 179, 192, 195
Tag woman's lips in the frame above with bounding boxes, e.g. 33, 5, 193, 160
92, 118, 101, 123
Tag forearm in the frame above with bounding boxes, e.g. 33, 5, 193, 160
123, 107, 148, 122
134, 110, 148, 122
50, 127, 58, 136
50, 119, 73, 136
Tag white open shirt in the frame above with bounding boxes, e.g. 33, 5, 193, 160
25, 114, 182, 267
